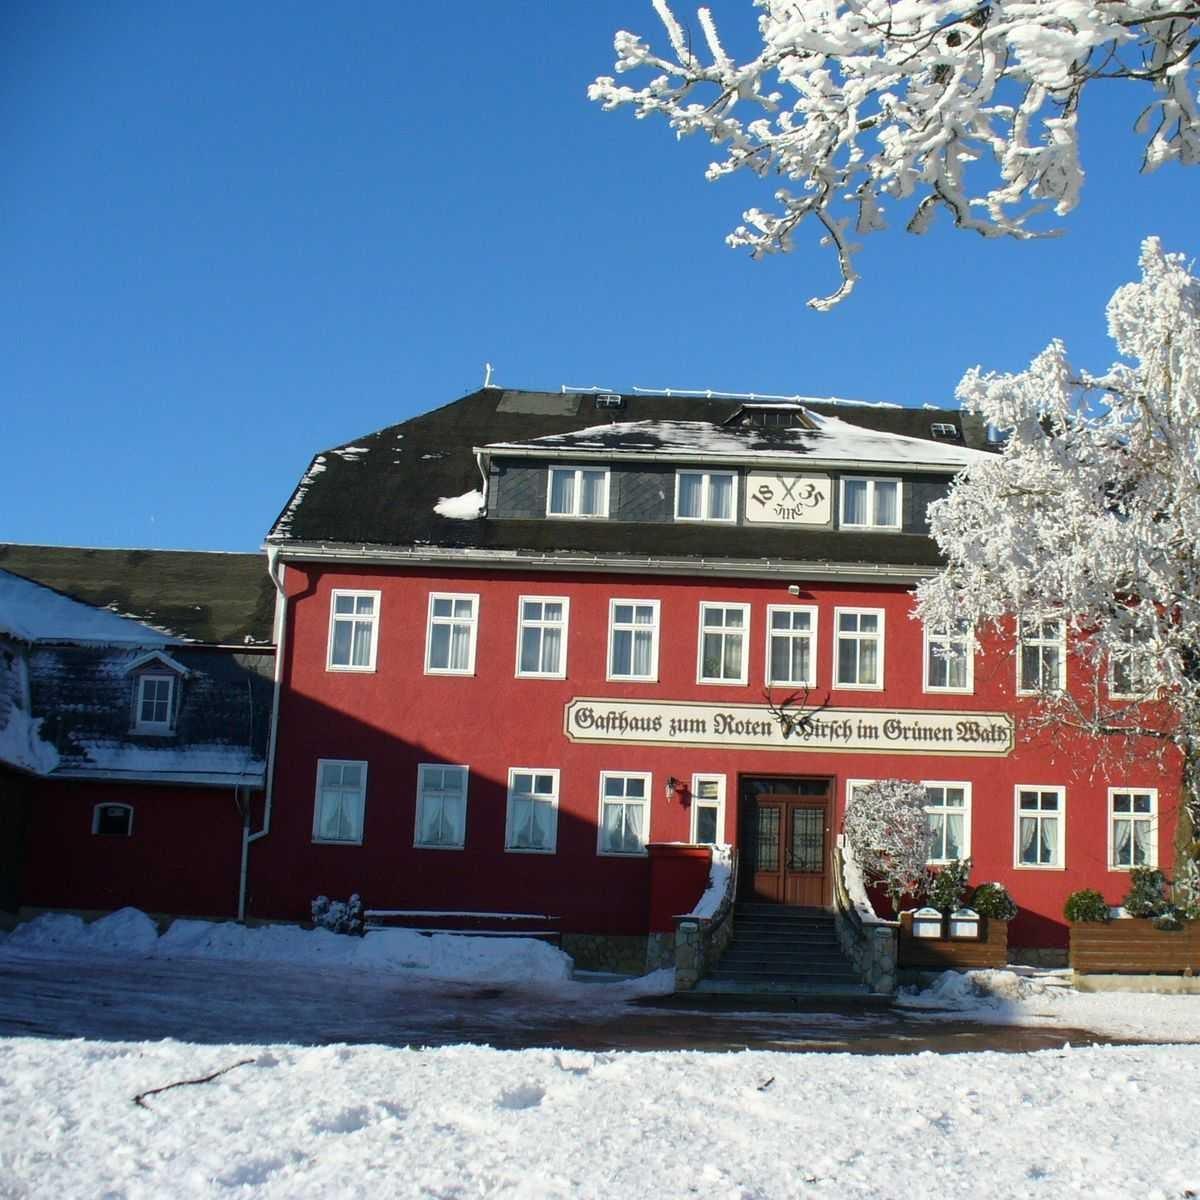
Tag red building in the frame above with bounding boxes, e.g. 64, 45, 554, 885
252, 387, 1178, 970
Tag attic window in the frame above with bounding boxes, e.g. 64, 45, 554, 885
593, 393, 625, 410
93, 803, 134, 837
134, 674, 176, 735
726, 405, 818, 430
930, 422, 960, 440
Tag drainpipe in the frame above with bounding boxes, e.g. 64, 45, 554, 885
238, 544, 289, 920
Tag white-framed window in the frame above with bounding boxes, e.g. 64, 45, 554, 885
923, 620, 973, 693
415, 763, 468, 849
505, 768, 559, 853
1109, 787, 1157, 870
1015, 785, 1065, 868
697, 603, 749, 685
765, 604, 817, 687
1109, 630, 1151, 700
327, 589, 381, 671
1018, 618, 1066, 693
923, 782, 971, 863
312, 759, 367, 845
834, 608, 884, 689
690, 774, 726, 845
598, 772, 650, 856
607, 599, 660, 681
425, 593, 480, 675
92, 803, 134, 837
839, 477, 901, 530
133, 675, 176, 734
675, 470, 737, 522
515, 596, 569, 678
547, 466, 609, 518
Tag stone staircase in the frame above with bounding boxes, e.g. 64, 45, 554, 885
694, 903, 871, 997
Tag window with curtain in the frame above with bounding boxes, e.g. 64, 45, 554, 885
924, 783, 970, 861
608, 600, 659, 680
134, 675, 176, 733
313, 759, 367, 844
1016, 787, 1064, 867
699, 603, 749, 683
516, 597, 568, 677
599, 773, 650, 855
327, 590, 381, 671
675, 471, 737, 521
415, 764, 468, 849
924, 620, 973, 691
506, 769, 559, 852
1110, 789, 1156, 868
425, 594, 479, 674
766, 605, 817, 686
835, 609, 884, 687
1018, 618, 1066, 692
839, 477, 901, 529
547, 466, 609, 518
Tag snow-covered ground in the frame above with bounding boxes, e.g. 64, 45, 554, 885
3, 910, 1200, 1197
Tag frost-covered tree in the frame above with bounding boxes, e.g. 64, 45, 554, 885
589, 1, 1200, 308
916, 238, 1200, 855
843, 779, 933, 912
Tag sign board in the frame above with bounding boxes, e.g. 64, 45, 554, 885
744, 472, 831, 526
564, 698, 1013, 756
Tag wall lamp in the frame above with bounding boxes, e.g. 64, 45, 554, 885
665, 776, 690, 805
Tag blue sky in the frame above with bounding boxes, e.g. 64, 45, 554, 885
3, 2, 1195, 552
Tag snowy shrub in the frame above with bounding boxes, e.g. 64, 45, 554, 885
843, 780, 932, 913
969, 883, 1018, 922
922, 859, 971, 914
1151, 906, 1186, 932
311, 894, 365, 936
1122, 868, 1170, 919
1064, 890, 1111, 924
1173, 848, 1200, 921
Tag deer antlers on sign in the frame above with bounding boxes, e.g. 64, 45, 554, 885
761, 687, 831, 740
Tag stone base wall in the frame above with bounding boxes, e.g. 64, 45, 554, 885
644, 932, 675, 972
1009, 946, 1068, 968
833, 913, 898, 994
561, 933, 654, 975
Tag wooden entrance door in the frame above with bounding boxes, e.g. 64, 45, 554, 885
746, 790, 831, 906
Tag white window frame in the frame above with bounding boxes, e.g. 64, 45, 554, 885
1017, 618, 1066, 694
690, 773, 726, 845
1108, 631, 1150, 701
839, 476, 902, 530
674, 470, 738, 523
606, 598, 661, 682
414, 763, 469, 850
1108, 787, 1158, 871
765, 604, 818, 688
696, 602, 750, 686
597, 771, 652, 857
833, 607, 885, 690
546, 465, 610, 519
504, 767, 560, 854
326, 589, 381, 673
922, 781, 972, 864
1014, 785, 1066, 870
923, 620, 974, 694
424, 592, 480, 676
92, 802, 134, 836
514, 595, 569, 679
312, 758, 368, 846
133, 674, 176, 735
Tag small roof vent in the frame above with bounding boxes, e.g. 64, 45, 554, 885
930, 422, 960, 440
594, 393, 625, 410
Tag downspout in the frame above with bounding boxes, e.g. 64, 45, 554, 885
238, 544, 289, 919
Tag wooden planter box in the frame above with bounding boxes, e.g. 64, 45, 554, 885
1069, 919, 1200, 975
898, 912, 1008, 970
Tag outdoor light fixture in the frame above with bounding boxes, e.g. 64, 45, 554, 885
664, 776, 690, 805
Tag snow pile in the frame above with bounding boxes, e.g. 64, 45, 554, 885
3, 1038, 1200, 1198
688, 844, 732, 919
433, 489, 483, 519
0, 569, 171, 645
3, 908, 573, 983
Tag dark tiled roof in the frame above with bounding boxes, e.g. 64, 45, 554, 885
0, 545, 275, 645
267, 388, 990, 567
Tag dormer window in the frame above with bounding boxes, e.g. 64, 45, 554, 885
547, 466, 609, 518
676, 470, 736, 522
135, 674, 175, 734
840, 477, 901, 530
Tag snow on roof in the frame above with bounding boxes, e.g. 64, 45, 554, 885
483, 413, 992, 470
0, 570, 174, 647
433, 489, 484, 520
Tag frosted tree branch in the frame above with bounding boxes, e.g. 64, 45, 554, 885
589, 2, 1200, 308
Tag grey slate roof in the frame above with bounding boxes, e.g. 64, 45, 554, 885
267, 388, 992, 568
0, 545, 275, 645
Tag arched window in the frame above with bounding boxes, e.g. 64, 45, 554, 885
93, 803, 134, 837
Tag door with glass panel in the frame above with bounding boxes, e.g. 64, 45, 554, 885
741, 779, 831, 905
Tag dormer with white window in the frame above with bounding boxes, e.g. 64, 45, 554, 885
123, 651, 189, 736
